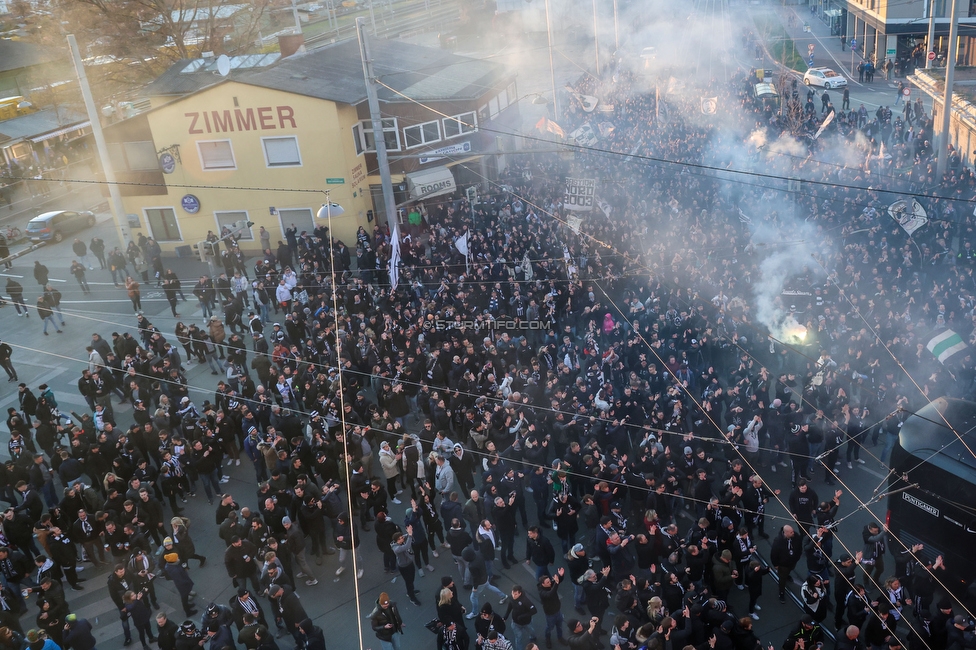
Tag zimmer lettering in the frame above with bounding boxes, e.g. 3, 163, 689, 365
185, 106, 297, 134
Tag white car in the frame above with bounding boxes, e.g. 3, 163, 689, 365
803, 67, 848, 89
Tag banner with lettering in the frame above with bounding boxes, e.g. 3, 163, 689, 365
564, 178, 596, 212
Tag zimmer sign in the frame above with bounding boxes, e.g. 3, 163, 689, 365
564, 178, 596, 211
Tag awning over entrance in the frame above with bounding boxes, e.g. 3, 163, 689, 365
406, 166, 456, 200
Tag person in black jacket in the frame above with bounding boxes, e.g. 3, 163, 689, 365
63, 614, 97, 650
580, 568, 612, 631
156, 612, 179, 650
437, 581, 470, 650
782, 615, 824, 650
566, 618, 601, 650
836, 625, 865, 650
0, 340, 16, 382
492, 496, 518, 569
769, 525, 801, 603
369, 592, 404, 650
47, 527, 82, 590
268, 585, 307, 646
107, 565, 136, 645
14, 481, 44, 522
474, 603, 506, 640
503, 585, 538, 650
300, 619, 326, 650
229, 587, 268, 631
538, 569, 567, 647
526, 527, 556, 580
224, 536, 262, 593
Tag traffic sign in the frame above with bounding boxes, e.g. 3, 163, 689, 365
808, 43, 815, 55
903, 87, 911, 96
928, 51, 936, 60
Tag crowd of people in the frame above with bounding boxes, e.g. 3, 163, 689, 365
2, 16, 976, 650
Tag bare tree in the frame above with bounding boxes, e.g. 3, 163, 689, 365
10, 0, 272, 102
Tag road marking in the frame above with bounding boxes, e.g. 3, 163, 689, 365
0, 273, 23, 278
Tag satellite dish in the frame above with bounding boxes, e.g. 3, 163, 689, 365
216, 54, 231, 77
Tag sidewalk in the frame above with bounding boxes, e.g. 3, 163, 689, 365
0, 159, 107, 232
753, 3, 920, 110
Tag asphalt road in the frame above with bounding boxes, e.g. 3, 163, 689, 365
0, 212, 927, 650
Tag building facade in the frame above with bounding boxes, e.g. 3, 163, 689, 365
833, 0, 976, 66
103, 38, 517, 253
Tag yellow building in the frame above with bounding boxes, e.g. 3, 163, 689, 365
103, 38, 517, 254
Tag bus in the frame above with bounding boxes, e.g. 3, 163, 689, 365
887, 397, 976, 595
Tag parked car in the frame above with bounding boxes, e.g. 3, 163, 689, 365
26, 210, 96, 243
802, 67, 848, 89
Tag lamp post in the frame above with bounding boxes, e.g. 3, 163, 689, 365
316, 197, 346, 221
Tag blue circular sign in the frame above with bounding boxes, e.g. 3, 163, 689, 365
181, 194, 200, 214
159, 153, 176, 174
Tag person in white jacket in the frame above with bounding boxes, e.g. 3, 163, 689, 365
743, 415, 762, 467
275, 279, 292, 312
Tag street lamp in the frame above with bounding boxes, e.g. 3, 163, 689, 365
316, 202, 346, 219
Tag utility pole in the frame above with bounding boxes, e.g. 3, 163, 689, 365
66, 34, 127, 249
936, 0, 960, 179
925, 0, 937, 69
592, 0, 600, 76
356, 17, 396, 231
368, 1, 377, 34
291, 0, 301, 34
612, 0, 619, 52
544, 0, 559, 121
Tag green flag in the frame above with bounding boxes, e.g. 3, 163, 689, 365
926, 329, 968, 364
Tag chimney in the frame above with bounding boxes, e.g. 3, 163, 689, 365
278, 33, 306, 58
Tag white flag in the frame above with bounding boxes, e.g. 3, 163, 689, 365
567, 215, 583, 234
455, 232, 470, 273
888, 199, 928, 236
813, 110, 835, 140
389, 222, 401, 290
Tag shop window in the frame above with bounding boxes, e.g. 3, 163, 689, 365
145, 208, 182, 242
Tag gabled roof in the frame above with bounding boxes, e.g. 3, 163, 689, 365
0, 39, 58, 75
143, 53, 281, 97
0, 108, 87, 141
240, 38, 508, 105
144, 37, 510, 105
